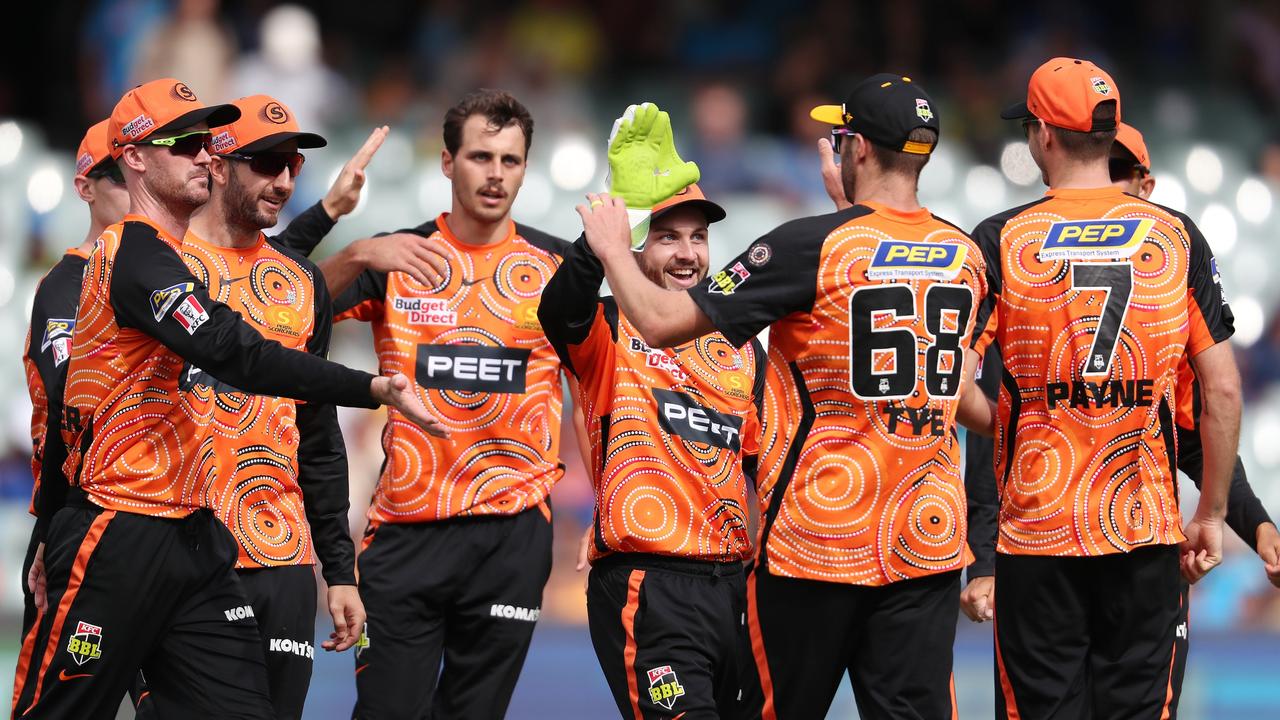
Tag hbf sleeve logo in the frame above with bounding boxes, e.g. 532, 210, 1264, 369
867, 240, 966, 281
1038, 219, 1153, 261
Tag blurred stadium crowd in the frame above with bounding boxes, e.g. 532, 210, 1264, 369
2, 0, 1280, 634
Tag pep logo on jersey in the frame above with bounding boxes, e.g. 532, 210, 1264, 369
415, 344, 532, 394
150, 282, 194, 321
41, 318, 75, 352
867, 240, 967, 281
1038, 218, 1153, 261
651, 388, 744, 451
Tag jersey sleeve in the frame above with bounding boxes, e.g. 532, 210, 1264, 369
1181, 213, 1235, 356
688, 209, 862, 348
332, 268, 388, 323
270, 201, 336, 258
964, 344, 1003, 577
969, 215, 1005, 351
292, 260, 356, 586
538, 234, 616, 382
110, 225, 378, 409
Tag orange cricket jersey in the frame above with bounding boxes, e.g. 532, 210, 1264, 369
973, 187, 1233, 556
182, 231, 316, 568
545, 278, 762, 562
690, 202, 989, 586
334, 214, 568, 525
61, 217, 217, 517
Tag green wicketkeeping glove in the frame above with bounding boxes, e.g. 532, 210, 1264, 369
605, 102, 700, 250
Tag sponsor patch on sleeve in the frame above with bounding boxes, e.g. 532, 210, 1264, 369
1210, 256, 1229, 304
40, 318, 75, 352
707, 261, 751, 295
150, 282, 195, 321
171, 295, 210, 335
1038, 219, 1152, 261
867, 240, 967, 281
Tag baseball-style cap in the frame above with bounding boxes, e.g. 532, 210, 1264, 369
1114, 122, 1150, 170
1001, 57, 1120, 132
810, 73, 940, 155
108, 78, 240, 158
75, 119, 114, 176
651, 183, 726, 224
209, 95, 326, 155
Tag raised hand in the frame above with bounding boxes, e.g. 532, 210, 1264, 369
322, 125, 390, 220
605, 103, 700, 249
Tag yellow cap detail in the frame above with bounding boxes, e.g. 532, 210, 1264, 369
902, 140, 934, 155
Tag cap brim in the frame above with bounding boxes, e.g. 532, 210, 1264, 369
651, 198, 727, 225
155, 104, 243, 136
235, 131, 328, 154
1000, 102, 1031, 121
809, 104, 845, 125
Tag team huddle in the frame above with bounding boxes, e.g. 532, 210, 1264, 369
6, 55, 1275, 720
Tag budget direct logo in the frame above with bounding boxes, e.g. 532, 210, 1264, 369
1038, 218, 1152, 261
392, 296, 457, 326
867, 240, 966, 281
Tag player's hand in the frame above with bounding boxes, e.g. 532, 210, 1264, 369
321, 125, 389, 220
1179, 514, 1225, 584
28, 542, 47, 612
818, 137, 852, 211
605, 102, 700, 249
1256, 522, 1280, 588
322, 584, 366, 652
354, 233, 449, 287
372, 373, 449, 438
578, 193, 632, 260
960, 575, 995, 623
575, 525, 592, 591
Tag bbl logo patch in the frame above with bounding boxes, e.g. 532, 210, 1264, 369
67, 621, 103, 666
647, 665, 686, 710
915, 98, 934, 122
867, 240, 966, 281
1091, 76, 1112, 95
1038, 218, 1153, 261
708, 261, 751, 295
150, 282, 194, 321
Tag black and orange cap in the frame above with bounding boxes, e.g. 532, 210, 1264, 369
108, 78, 240, 158
651, 183, 726, 224
210, 95, 326, 155
811, 73, 939, 155
1001, 57, 1120, 132
75, 119, 114, 176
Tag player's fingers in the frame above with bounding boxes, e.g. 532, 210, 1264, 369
351, 125, 389, 169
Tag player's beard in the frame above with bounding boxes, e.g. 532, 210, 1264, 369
225, 168, 286, 232
841, 155, 857, 206
152, 160, 210, 214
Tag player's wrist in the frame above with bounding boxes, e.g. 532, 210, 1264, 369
1256, 522, 1279, 548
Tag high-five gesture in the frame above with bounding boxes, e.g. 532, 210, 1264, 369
322, 125, 390, 220
604, 102, 700, 249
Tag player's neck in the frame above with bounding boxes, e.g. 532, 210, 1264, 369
850, 173, 923, 213
188, 200, 259, 249
446, 205, 510, 247
128, 189, 194, 242
1045, 159, 1112, 191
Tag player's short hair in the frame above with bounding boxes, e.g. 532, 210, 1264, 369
443, 89, 534, 157
1046, 100, 1118, 160
868, 127, 937, 180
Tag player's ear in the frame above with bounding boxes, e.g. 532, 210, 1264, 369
1139, 175, 1156, 201
208, 155, 230, 186
73, 175, 94, 204
119, 144, 146, 173
441, 149, 454, 180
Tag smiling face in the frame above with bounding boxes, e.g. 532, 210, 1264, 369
219, 140, 299, 231
637, 205, 710, 291
442, 114, 527, 225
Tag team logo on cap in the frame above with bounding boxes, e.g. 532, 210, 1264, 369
172, 82, 197, 102
647, 665, 686, 710
263, 102, 289, 124
1039, 219, 1152, 261
67, 621, 103, 666
915, 98, 934, 122
867, 240, 967, 280
1091, 77, 1112, 95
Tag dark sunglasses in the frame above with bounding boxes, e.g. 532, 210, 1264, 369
122, 129, 213, 158
222, 151, 305, 178
830, 127, 856, 154
1108, 157, 1149, 183
86, 162, 125, 185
